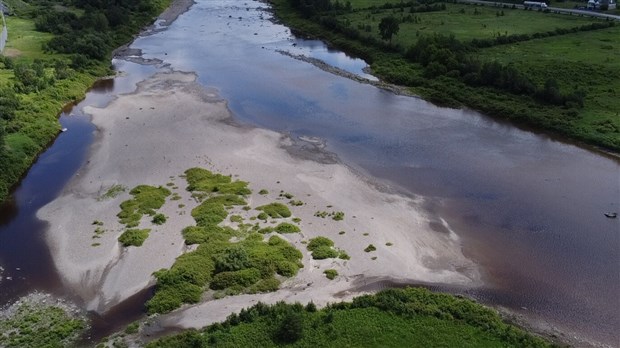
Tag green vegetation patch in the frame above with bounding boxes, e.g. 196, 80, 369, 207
256, 202, 292, 219
191, 195, 246, 227
118, 228, 151, 247
0, 297, 85, 348
147, 287, 552, 348
117, 185, 171, 227
324, 269, 338, 280
185, 168, 251, 195
364, 244, 376, 252
314, 210, 344, 220
274, 222, 301, 233
147, 167, 305, 314
98, 184, 127, 201
147, 234, 303, 314
152, 213, 167, 225
307, 236, 344, 260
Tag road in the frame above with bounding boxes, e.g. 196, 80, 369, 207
456, 0, 620, 21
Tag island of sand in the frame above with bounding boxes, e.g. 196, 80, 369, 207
37, 69, 479, 329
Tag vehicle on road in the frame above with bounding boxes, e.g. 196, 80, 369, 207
523, 1, 548, 8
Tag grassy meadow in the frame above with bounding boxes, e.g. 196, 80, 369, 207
271, 0, 620, 151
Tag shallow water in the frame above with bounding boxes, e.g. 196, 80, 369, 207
0, 0, 618, 345
0, 61, 157, 305
132, 1, 619, 344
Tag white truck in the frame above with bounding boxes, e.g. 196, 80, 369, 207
523, 1, 548, 8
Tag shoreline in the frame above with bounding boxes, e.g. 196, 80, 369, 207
37, 68, 479, 317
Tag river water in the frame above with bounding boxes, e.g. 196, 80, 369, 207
0, 0, 618, 346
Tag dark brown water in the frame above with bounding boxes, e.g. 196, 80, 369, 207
0, 61, 157, 323
0, 1, 618, 346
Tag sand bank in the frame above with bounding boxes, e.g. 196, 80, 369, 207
38, 69, 479, 322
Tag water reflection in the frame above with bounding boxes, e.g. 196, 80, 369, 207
0, 60, 157, 305
132, 1, 619, 345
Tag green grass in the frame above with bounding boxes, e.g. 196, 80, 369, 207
345, 4, 601, 45
274, 222, 301, 233
146, 287, 553, 348
118, 228, 151, 247
481, 26, 620, 147
152, 213, 167, 225
98, 184, 127, 201
117, 185, 171, 227
146, 168, 303, 314
147, 234, 302, 314
0, 300, 85, 348
364, 244, 376, 252
307, 236, 339, 259
185, 167, 251, 196
256, 202, 292, 218
3, 17, 53, 59
324, 268, 338, 280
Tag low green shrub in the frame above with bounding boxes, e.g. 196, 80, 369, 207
364, 244, 377, 252
118, 229, 151, 247
274, 222, 301, 233
117, 185, 170, 227
324, 269, 338, 280
210, 268, 262, 290
185, 168, 251, 195
152, 213, 167, 225
256, 203, 292, 218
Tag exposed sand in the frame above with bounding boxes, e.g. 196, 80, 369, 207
38, 69, 479, 326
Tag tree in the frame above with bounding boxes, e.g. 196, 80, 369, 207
379, 16, 400, 43
274, 311, 303, 343
0, 85, 19, 121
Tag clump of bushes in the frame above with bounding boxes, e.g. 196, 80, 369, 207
274, 222, 301, 233
117, 185, 171, 227
152, 213, 167, 225
256, 202, 292, 218
118, 228, 151, 247
146, 287, 552, 348
306, 236, 349, 260
364, 244, 376, 252
324, 269, 338, 280
185, 168, 251, 195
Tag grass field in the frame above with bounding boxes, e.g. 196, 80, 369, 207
345, 3, 603, 43
482, 25, 620, 142
3, 17, 54, 59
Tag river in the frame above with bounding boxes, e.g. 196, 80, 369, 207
0, 0, 618, 346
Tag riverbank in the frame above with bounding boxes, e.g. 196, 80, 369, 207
267, 0, 620, 152
38, 68, 479, 318
0, 0, 182, 204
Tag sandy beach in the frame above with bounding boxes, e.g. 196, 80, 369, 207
37, 66, 479, 328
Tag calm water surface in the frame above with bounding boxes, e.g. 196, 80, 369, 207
134, 1, 619, 345
0, 0, 618, 345
0, 61, 156, 303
